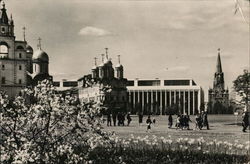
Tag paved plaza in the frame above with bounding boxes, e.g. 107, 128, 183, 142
104, 115, 250, 143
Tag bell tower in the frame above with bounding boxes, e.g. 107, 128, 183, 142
213, 48, 224, 91
0, 1, 14, 37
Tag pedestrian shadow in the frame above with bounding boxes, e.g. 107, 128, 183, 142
224, 123, 242, 126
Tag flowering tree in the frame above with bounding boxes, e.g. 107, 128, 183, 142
233, 69, 250, 111
0, 80, 111, 163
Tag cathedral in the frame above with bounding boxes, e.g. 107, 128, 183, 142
78, 48, 127, 114
208, 49, 229, 114
0, 1, 52, 98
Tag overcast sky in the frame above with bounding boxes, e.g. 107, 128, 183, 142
7, 0, 249, 101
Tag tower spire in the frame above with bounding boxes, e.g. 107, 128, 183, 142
0, 0, 8, 24
105, 48, 108, 59
117, 55, 121, 64
22, 26, 26, 41
94, 57, 97, 66
37, 37, 42, 50
216, 48, 222, 73
101, 54, 104, 63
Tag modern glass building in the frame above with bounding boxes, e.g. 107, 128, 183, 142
127, 78, 204, 115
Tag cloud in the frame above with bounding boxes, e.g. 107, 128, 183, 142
78, 26, 111, 36
165, 66, 189, 72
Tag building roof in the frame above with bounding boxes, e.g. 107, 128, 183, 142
26, 45, 33, 53
216, 53, 222, 73
32, 48, 49, 62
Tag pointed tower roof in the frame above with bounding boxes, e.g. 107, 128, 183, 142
0, 1, 9, 24
216, 48, 222, 73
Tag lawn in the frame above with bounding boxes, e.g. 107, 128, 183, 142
103, 115, 250, 143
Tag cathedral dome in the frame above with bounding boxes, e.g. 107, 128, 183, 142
104, 58, 112, 66
26, 45, 33, 54
92, 65, 97, 70
32, 49, 49, 62
115, 63, 123, 68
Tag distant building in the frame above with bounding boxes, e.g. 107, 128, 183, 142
208, 49, 229, 114
53, 79, 78, 97
78, 49, 127, 113
127, 78, 204, 115
0, 1, 52, 98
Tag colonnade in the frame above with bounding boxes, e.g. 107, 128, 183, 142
127, 89, 201, 115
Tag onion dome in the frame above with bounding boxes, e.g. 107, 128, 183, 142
26, 45, 33, 54
99, 62, 104, 67
32, 49, 49, 62
104, 58, 112, 66
115, 63, 123, 68
115, 55, 123, 68
92, 65, 97, 70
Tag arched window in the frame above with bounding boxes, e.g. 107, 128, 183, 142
0, 42, 8, 58
19, 65, 22, 70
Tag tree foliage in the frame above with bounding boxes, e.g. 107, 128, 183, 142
233, 70, 250, 108
0, 80, 111, 163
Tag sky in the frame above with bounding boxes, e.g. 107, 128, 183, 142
6, 0, 249, 101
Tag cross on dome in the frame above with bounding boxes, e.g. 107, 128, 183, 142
23, 26, 26, 41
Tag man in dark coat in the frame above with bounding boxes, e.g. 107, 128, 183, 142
112, 113, 117, 126
202, 111, 209, 130
242, 112, 249, 132
168, 114, 173, 128
107, 113, 112, 126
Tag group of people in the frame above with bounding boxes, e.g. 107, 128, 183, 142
167, 111, 209, 130
106, 112, 132, 126
104, 110, 249, 133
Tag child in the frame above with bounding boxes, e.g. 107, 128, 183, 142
146, 115, 152, 132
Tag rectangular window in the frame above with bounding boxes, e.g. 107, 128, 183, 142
127, 80, 134, 86
164, 80, 190, 86
19, 65, 22, 70
2, 64, 5, 70
19, 53, 22, 58
1, 77, 5, 84
19, 79, 22, 84
138, 80, 160, 86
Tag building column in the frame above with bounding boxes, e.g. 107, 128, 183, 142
151, 90, 153, 113
138, 90, 140, 112
188, 90, 190, 115
174, 90, 176, 104
184, 91, 186, 114
169, 90, 172, 106
133, 90, 136, 109
146, 90, 149, 109
165, 90, 167, 108
160, 90, 163, 115
179, 90, 181, 112
198, 89, 201, 113
142, 91, 144, 113
193, 90, 195, 114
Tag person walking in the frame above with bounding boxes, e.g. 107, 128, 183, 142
127, 112, 132, 126
195, 114, 201, 130
242, 112, 249, 132
146, 115, 152, 132
107, 113, 112, 126
168, 114, 173, 128
176, 115, 181, 130
112, 113, 117, 126
139, 112, 143, 126
202, 111, 209, 130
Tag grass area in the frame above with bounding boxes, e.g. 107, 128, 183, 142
103, 115, 250, 143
